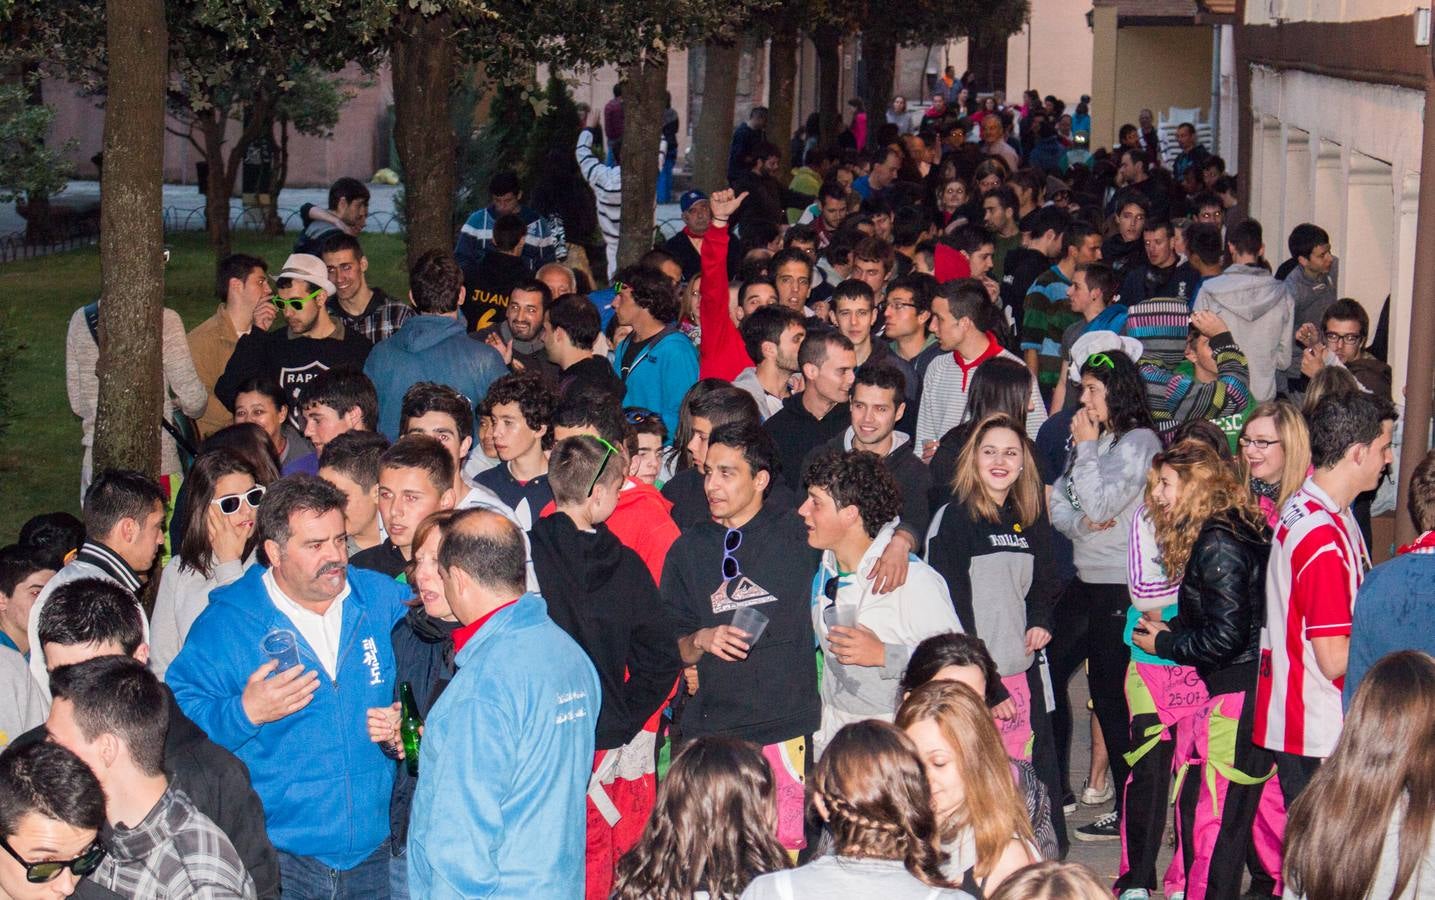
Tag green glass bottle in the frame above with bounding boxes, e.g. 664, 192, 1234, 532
398, 681, 423, 777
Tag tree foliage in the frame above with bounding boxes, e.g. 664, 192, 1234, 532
0, 81, 75, 204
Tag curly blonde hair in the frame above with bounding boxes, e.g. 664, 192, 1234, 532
1145, 439, 1263, 579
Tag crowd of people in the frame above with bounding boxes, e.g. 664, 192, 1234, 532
2, 81, 1433, 900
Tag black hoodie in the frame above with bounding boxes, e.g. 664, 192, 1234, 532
530, 512, 682, 750
388, 607, 462, 847
660, 500, 821, 745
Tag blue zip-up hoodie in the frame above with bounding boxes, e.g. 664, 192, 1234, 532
408, 592, 600, 899
611, 328, 698, 437
167, 565, 410, 870
364, 314, 507, 441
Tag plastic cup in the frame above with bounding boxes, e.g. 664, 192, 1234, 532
730, 606, 770, 647
834, 604, 859, 629
260, 629, 302, 673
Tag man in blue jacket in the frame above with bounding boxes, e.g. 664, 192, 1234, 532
365, 250, 506, 441
609, 265, 698, 437
167, 475, 411, 899
408, 508, 600, 898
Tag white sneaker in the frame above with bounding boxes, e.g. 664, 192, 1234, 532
1081, 778, 1114, 806
1117, 891, 1150, 900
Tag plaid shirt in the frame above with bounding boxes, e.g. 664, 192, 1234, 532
326, 287, 414, 344
89, 785, 256, 899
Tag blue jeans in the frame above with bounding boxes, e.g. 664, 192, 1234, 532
278, 839, 390, 900
657, 157, 675, 204
388, 845, 409, 900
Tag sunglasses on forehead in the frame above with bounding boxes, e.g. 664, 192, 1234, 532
586, 436, 622, 497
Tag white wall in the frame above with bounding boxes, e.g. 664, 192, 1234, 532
1247, 0, 1418, 26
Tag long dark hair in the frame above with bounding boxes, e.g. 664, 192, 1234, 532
900, 632, 1003, 707
1285, 651, 1435, 900
201, 422, 282, 484
1078, 351, 1154, 439
963, 357, 1033, 429
672, 380, 761, 472
613, 736, 789, 899
176, 449, 261, 578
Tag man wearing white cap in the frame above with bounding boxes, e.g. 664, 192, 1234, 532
216, 253, 373, 430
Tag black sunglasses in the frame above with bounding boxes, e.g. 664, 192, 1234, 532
721, 528, 743, 581
821, 574, 849, 628
0, 835, 106, 884
211, 485, 266, 515
624, 408, 660, 425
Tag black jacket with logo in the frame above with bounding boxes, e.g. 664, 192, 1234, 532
215, 323, 372, 430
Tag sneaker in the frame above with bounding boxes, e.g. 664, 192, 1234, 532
1061, 792, 1077, 814
1116, 891, 1150, 900
1080, 778, 1114, 806
1169, 893, 1185, 900
1074, 810, 1120, 842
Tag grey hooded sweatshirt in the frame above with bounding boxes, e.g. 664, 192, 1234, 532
1280, 257, 1340, 388
1193, 264, 1292, 402
1050, 428, 1163, 584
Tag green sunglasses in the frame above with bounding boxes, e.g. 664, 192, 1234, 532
1, 835, 106, 884
586, 435, 622, 497
1086, 352, 1116, 370
271, 287, 324, 311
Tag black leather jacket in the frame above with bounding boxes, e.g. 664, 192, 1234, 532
1155, 511, 1271, 695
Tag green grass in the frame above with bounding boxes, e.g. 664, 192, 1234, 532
0, 231, 411, 540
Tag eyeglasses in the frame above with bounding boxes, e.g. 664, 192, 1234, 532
0, 835, 106, 884
211, 485, 266, 515
1323, 332, 1364, 347
1238, 436, 1281, 450
585, 436, 621, 497
271, 287, 323, 311
886, 302, 918, 313
721, 528, 743, 581
1086, 352, 1116, 369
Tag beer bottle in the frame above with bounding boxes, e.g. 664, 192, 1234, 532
398, 681, 423, 777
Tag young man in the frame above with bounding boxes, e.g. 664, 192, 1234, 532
734, 306, 806, 421
660, 422, 820, 853
795, 180, 850, 249
1118, 220, 1200, 308
486, 280, 560, 383
33, 578, 279, 898
661, 386, 767, 531
216, 253, 372, 432
1171, 122, 1211, 183
764, 329, 857, 493
852, 145, 901, 203
982, 186, 1023, 283
352, 436, 456, 579
293, 177, 368, 256
624, 411, 667, 486
770, 248, 816, 315
409, 510, 599, 897
800, 448, 960, 752
1298, 298, 1393, 400
1052, 262, 1126, 412
0, 546, 53, 659
544, 291, 625, 403
47, 657, 255, 897
999, 206, 1072, 344
233, 375, 314, 470
609, 267, 699, 436
916, 279, 1047, 459
317, 430, 391, 556
933, 225, 997, 299
465, 213, 529, 332
453, 169, 560, 286
167, 476, 412, 897
283, 366, 379, 476
364, 249, 506, 441
320, 232, 413, 344
529, 437, 681, 897
1138, 310, 1253, 445
27, 469, 167, 697
830, 279, 918, 423
883, 273, 942, 384
398, 382, 511, 521
0, 741, 105, 899
1281, 224, 1339, 393
850, 237, 895, 300
1192, 219, 1292, 402
1256, 391, 1396, 808
1122, 223, 1223, 375
475, 372, 556, 529
188, 253, 276, 437
1022, 221, 1102, 400
1101, 192, 1150, 278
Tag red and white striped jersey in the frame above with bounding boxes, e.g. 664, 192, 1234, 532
1254, 478, 1367, 758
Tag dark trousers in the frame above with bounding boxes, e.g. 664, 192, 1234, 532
1272, 750, 1322, 807
1115, 709, 1174, 890
1049, 579, 1132, 810
1025, 655, 1069, 858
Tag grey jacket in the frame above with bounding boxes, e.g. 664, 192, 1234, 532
1281, 259, 1340, 386
1193, 264, 1292, 401
1050, 429, 1163, 584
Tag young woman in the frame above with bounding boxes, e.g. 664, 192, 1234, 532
900, 634, 1060, 864
167, 421, 281, 552
741, 720, 966, 899
987, 862, 1110, 900
897, 682, 1039, 896
1237, 400, 1311, 526
928, 358, 1034, 513
661, 382, 762, 530
150, 449, 263, 678
367, 509, 461, 895
1284, 651, 1435, 900
613, 736, 789, 900
925, 415, 1061, 820
1047, 350, 1162, 840
1128, 441, 1279, 900
935, 177, 971, 231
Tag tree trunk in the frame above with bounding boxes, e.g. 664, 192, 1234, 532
859, 28, 897, 151
768, 25, 799, 179
690, 40, 739, 194
391, 10, 457, 271
811, 25, 842, 149
199, 112, 232, 259
94, 0, 167, 478
617, 51, 667, 269
264, 117, 290, 236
